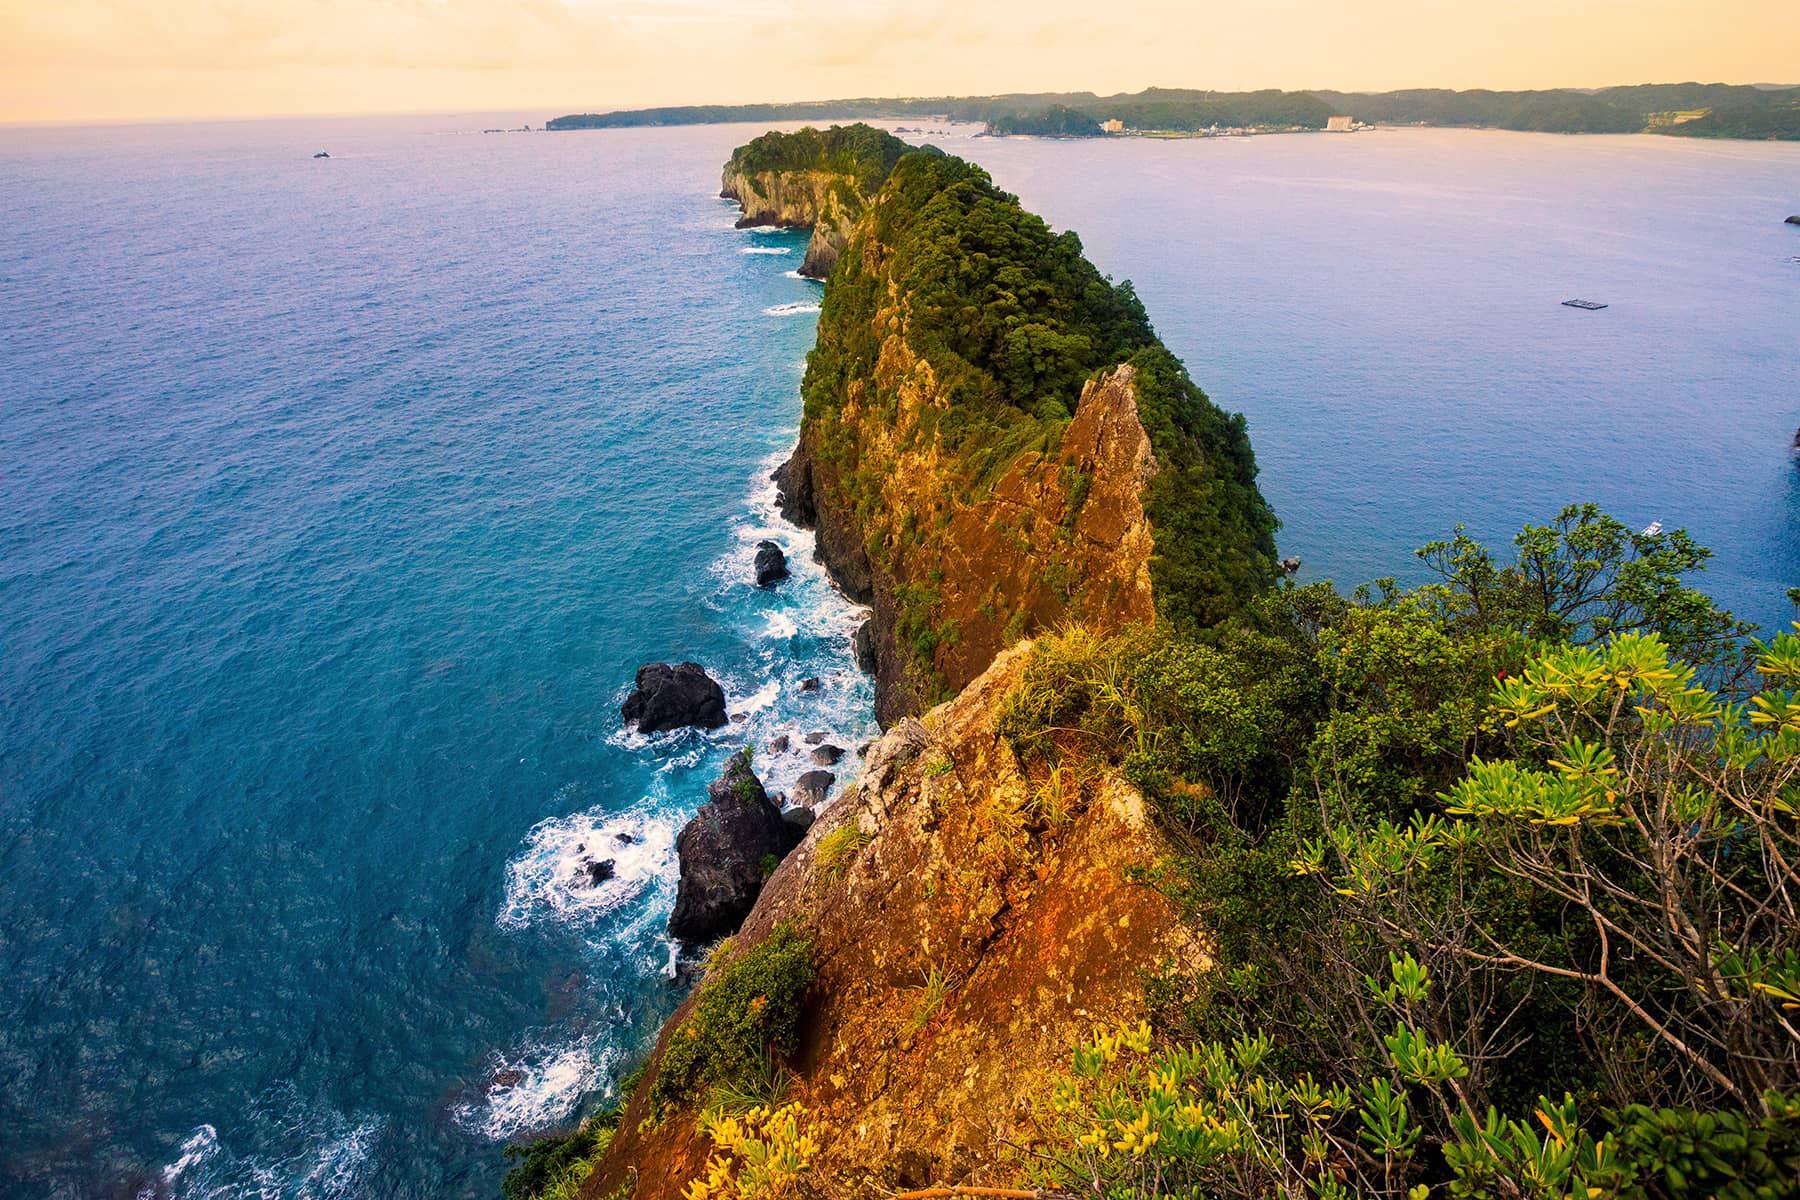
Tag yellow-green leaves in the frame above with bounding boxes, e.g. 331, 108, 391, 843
1442, 757, 1622, 826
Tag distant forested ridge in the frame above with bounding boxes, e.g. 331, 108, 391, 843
548, 82, 1800, 139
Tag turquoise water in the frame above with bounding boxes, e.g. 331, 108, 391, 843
1, 115, 1796, 1199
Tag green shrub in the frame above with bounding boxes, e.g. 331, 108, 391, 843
500, 1119, 613, 1200
814, 823, 872, 881
650, 925, 814, 1113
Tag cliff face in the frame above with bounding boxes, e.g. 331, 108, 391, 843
582, 645, 1206, 1199
774, 146, 1277, 725
776, 355, 1160, 725
719, 125, 913, 278
720, 167, 863, 278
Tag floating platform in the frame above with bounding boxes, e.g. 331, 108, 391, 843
1561, 299, 1608, 310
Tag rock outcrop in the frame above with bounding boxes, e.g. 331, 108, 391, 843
778, 360, 1173, 724
620, 662, 727, 733
719, 125, 912, 278
584, 644, 1206, 1198
753, 540, 788, 587
1787, 214, 1800, 225
666, 751, 802, 943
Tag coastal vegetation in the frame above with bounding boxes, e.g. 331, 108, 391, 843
997, 507, 1800, 1197
552, 82, 1800, 140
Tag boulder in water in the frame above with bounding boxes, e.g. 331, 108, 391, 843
767, 734, 790, 754
792, 769, 836, 808
667, 751, 803, 942
621, 662, 728, 733
585, 859, 616, 885
1787, 215, 1800, 225
811, 744, 845, 766
754, 540, 789, 587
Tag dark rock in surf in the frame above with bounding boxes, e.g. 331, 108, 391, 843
585, 859, 616, 885
782, 806, 816, 836
805, 730, 828, 745
667, 752, 803, 943
1787, 215, 1800, 225
798, 676, 821, 691
811, 744, 845, 766
768, 734, 790, 754
792, 769, 836, 808
621, 662, 727, 733
755, 540, 789, 587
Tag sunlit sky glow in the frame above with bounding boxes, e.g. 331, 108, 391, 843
2, 0, 1795, 123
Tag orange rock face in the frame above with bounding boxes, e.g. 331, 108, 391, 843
583, 645, 1205, 1199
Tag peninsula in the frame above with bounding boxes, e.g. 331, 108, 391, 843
501, 127, 1800, 1200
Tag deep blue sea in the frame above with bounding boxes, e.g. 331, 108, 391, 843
1, 114, 1795, 1199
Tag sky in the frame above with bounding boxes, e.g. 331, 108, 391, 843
2, 0, 1797, 124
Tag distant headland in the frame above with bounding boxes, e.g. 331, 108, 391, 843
547, 82, 1800, 140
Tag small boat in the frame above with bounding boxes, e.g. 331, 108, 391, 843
1561, 299, 1607, 310
1642, 521, 1663, 536
313, 151, 330, 159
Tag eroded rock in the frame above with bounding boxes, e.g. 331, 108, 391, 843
666, 751, 802, 943
620, 662, 727, 733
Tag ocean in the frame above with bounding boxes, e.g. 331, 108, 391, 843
1, 113, 1795, 1199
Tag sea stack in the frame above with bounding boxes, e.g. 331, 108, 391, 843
753, 540, 788, 587
666, 750, 801, 943
619, 662, 727, 732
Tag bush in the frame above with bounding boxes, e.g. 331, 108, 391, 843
501, 1119, 613, 1200
650, 925, 815, 1112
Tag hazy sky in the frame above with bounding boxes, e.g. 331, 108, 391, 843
3, 0, 1796, 123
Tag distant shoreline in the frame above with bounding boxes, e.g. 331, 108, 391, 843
546, 82, 1800, 142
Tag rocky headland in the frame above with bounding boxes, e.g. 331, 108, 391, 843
719, 125, 911, 278
574, 125, 1278, 1197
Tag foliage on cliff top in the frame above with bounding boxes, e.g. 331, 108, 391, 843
1000, 505, 1800, 1194
724, 123, 912, 194
800, 146, 1276, 638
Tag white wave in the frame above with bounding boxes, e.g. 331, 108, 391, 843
737, 678, 782, 712
741, 246, 792, 255
762, 302, 820, 316
497, 799, 678, 932
764, 612, 798, 639
781, 269, 823, 281
454, 1036, 614, 1141
141, 1103, 380, 1200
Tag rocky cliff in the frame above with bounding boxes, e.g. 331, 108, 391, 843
581, 644, 1205, 1198
775, 142, 1278, 723
568, 129, 1277, 1199
719, 125, 912, 278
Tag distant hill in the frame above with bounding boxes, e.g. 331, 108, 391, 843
548, 82, 1800, 140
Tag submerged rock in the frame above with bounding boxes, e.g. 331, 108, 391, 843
792, 769, 836, 808
621, 662, 727, 733
667, 752, 802, 943
754, 540, 789, 587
